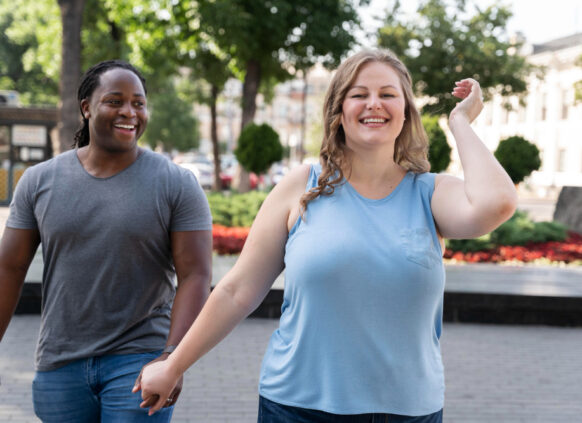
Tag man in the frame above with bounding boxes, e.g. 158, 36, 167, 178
0, 60, 212, 422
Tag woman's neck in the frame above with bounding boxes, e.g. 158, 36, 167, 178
343, 151, 406, 199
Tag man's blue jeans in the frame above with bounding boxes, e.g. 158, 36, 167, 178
32, 350, 173, 423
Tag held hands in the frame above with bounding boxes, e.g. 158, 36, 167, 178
132, 356, 183, 416
449, 78, 484, 124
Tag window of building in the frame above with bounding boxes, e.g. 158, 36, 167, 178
557, 148, 567, 172
561, 89, 570, 120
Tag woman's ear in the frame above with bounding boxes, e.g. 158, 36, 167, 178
80, 98, 90, 119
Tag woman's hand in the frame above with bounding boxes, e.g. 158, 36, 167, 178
132, 359, 182, 416
449, 78, 484, 124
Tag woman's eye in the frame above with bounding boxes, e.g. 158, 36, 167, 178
107, 99, 121, 105
351, 94, 364, 98
382, 94, 395, 98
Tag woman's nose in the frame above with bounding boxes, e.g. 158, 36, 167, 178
366, 95, 381, 109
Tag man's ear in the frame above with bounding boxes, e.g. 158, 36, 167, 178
80, 98, 91, 119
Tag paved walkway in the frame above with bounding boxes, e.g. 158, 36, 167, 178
1, 316, 582, 422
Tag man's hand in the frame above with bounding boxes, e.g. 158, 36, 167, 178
132, 354, 183, 414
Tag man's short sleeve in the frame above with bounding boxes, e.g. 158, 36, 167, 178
171, 169, 212, 232
6, 168, 38, 230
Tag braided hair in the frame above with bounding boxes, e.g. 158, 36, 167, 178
73, 60, 147, 148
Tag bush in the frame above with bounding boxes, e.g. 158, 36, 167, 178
446, 235, 495, 253
422, 115, 451, 173
494, 136, 541, 184
446, 211, 568, 252
207, 191, 268, 227
235, 123, 283, 174
490, 211, 567, 246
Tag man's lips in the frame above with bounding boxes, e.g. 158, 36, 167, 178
114, 123, 136, 130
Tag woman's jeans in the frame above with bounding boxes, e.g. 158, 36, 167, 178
258, 396, 443, 423
32, 350, 173, 423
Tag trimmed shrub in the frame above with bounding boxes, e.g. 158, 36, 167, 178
422, 114, 451, 173
235, 123, 284, 174
494, 136, 541, 184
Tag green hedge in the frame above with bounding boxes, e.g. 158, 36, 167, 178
446, 211, 567, 253
207, 191, 268, 227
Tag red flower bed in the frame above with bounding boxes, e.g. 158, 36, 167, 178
213, 225, 582, 264
212, 225, 250, 255
443, 231, 582, 263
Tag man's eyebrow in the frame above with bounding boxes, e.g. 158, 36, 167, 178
104, 91, 146, 97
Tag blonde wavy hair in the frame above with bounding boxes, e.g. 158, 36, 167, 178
300, 49, 430, 212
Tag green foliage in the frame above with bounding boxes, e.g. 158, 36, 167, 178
575, 54, 582, 103
186, 0, 366, 128
207, 191, 268, 227
422, 114, 451, 173
0, 0, 188, 105
0, 0, 60, 105
446, 235, 494, 253
142, 80, 199, 152
378, 0, 532, 115
193, 0, 364, 72
235, 123, 283, 174
446, 211, 568, 252
494, 136, 541, 184
490, 211, 567, 246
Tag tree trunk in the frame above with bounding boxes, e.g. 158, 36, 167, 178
210, 85, 222, 192
234, 59, 261, 192
299, 69, 308, 164
57, 0, 86, 154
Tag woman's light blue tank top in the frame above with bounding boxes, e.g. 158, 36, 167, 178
258, 165, 446, 415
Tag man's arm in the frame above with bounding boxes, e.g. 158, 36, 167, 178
166, 229, 213, 349
134, 229, 212, 407
0, 228, 41, 340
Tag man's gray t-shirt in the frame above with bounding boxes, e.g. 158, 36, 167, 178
7, 149, 212, 371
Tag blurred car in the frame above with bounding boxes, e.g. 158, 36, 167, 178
175, 153, 214, 190
219, 154, 259, 190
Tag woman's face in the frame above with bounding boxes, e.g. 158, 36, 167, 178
81, 68, 148, 153
340, 61, 406, 152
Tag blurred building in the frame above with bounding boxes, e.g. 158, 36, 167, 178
468, 32, 582, 197
195, 64, 332, 165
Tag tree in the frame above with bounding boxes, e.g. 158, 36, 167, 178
421, 115, 451, 173
0, 0, 60, 105
57, 0, 86, 153
180, 0, 366, 190
378, 0, 532, 115
141, 80, 199, 153
189, 46, 233, 191
494, 136, 541, 185
235, 123, 283, 175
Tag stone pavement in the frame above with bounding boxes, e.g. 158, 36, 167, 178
1, 315, 582, 422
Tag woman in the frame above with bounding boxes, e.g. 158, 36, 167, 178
135, 49, 517, 422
